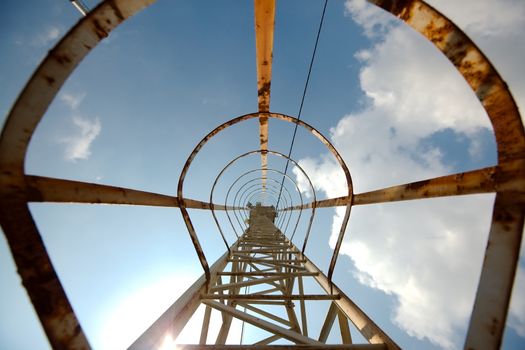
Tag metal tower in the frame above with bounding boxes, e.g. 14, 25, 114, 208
130, 203, 399, 349
0, 1, 523, 349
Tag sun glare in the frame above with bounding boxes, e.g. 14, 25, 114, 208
100, 274, 195, 350
159, 334, 179, 350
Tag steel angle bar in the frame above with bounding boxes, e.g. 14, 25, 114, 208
319, 303, 338, 342
354, 161, 525, 204
202, 294, 339, 301
129, 243, 237, 349
203, 300, 322, 345
296, 248, 400, 349
25, 175, 233, 209
255, 0, 275, 113
255, 0, 275, 189
284, 161, 525, 210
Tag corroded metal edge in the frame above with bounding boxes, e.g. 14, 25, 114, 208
367, 1, 525, 348
0, 1, 156, 348
209, 149, 317, 254
177, 113, 353, 288
26, 175, 236, 210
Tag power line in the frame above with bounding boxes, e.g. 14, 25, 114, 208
69, 0, 89, 16
275, 0, 328, 209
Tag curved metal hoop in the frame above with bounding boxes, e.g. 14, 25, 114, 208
211, 167, 306, 255
210, 150, 317, 252
234, 176, 296, 238
237, 177, 294, 232
177, 114, 351, 283
239, 180, 293, 230
230, 177, 293, 234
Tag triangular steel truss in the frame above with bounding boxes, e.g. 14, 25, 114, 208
130, 206, 399, 349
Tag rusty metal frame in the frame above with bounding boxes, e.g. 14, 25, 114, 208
243, 186, 291, 231
232, 179, 292, 232
236, 177, 294, 227
232, 183, 281, 233
229, 172, 295, 235
210, 149, 317, 253
224, 166, 297, 235
211, 167, 306, 255
0, 0, 522, 348
135, 206, 401, 349
177, 112, 353, 290
234, 174, 295, 235
255, 0, 276, 191
245, 185, 291, 230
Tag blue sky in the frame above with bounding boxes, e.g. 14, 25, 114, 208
1, 0, 524, 349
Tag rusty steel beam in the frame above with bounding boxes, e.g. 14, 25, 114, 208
367, 1, 525, 348
135, 206, 398, 348
255, 0, 275, 190
283, 161, 525, 210
255, 0, 274, 112
465, 193, 524, 348
25, 175, 236, 210
0, 1, 156, 348
300, 254, 400, 349
203, 300, 323, 345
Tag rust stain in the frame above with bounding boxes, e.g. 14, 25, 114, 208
258, 81, 271, 98
51, 52, 73, 65
43, 76, 55, 85
489, 317, 499, 336
370, 0, 416, 19
109, 1, 125, 22
92, 19, 109, 39
405, 179, 430, 191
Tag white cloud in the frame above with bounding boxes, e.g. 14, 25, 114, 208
100, 273, 243, 350
428, 0, 525, 38
62, 116, 101, 162
34, 26, 61, 47
344, 0, 396, 38
425, 0, 525, 119
293, 0, 525, 347
59, 92, 86, 110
